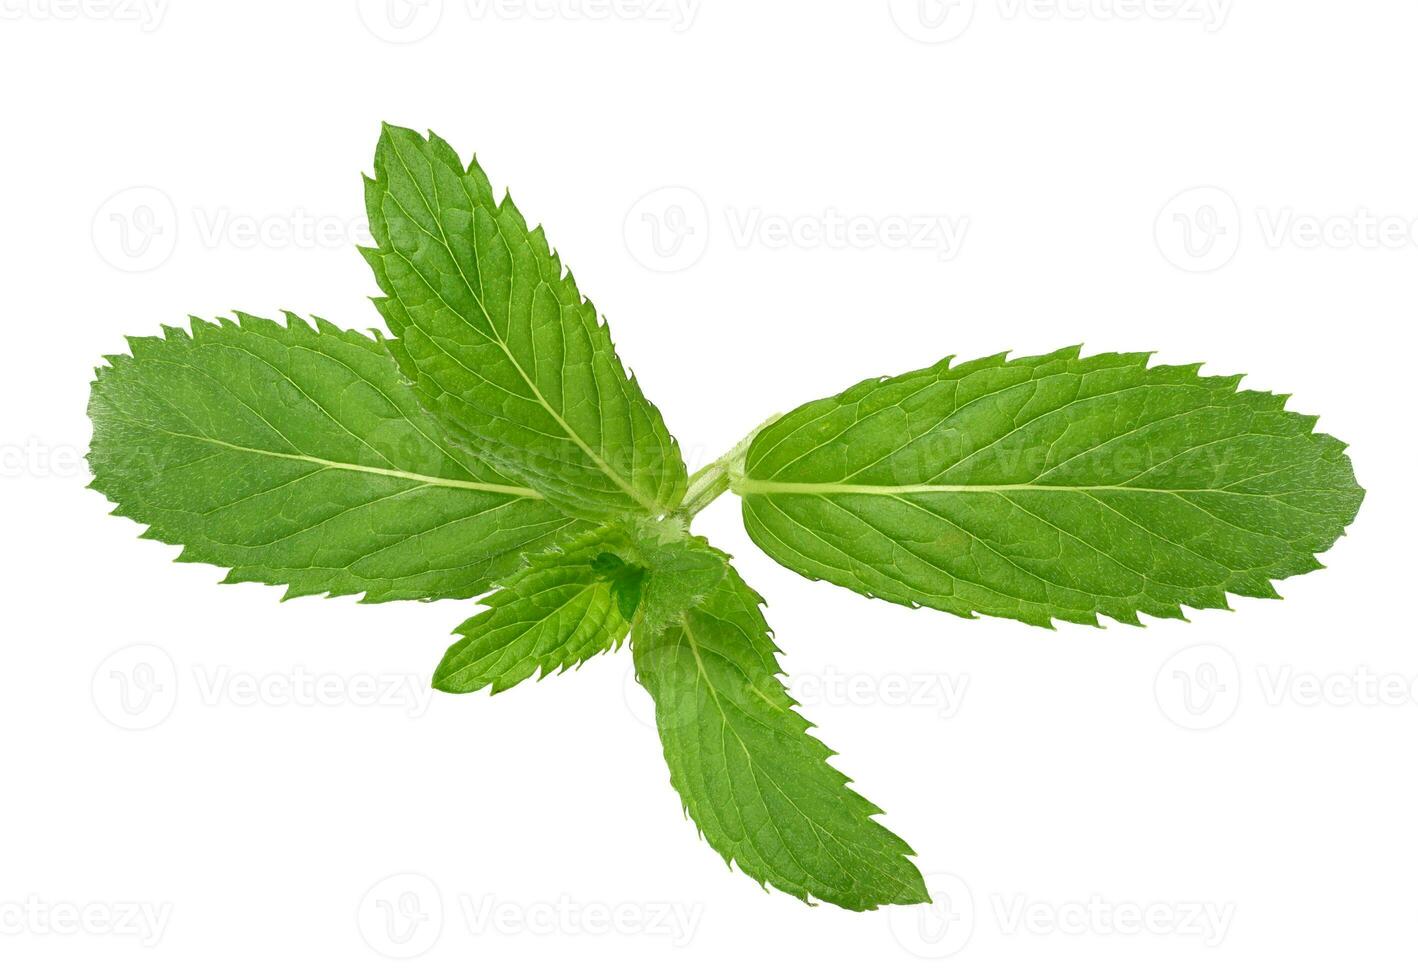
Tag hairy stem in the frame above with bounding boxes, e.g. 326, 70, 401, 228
677, 414, 782, 521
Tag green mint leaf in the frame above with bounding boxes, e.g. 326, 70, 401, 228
87, 313, 581, 602
736, 347, 1363, 627
633, 561, 929, 911
363, 124, 686, 520
433, 527, 631, 694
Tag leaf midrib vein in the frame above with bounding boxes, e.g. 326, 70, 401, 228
732, 479, 1333, 498
128, 417, 543, 498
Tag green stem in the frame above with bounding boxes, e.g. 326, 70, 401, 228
676, 414, 782, 521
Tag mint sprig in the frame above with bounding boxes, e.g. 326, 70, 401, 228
86, 125, 1365, 912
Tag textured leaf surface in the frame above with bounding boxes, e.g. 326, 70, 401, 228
434, 527, 630, 694
633, 562, 928, 910
364, 124, 685, 520
737, 348, 1363, 627
87, 313, 580, 602
607, 519, 728, 634
631, 534, 728, 634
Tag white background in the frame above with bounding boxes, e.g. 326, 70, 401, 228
1, 1, 1412, 975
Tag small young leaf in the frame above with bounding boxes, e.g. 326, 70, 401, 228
631, 534, 728, 633
633, 561, 928, 910
590, 548, 647, 622
87, 313, 581, 601
363, 124, 686, 520
736, 347, 1363, 626
433, 527, 631, 694
588, 518, 729, 632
